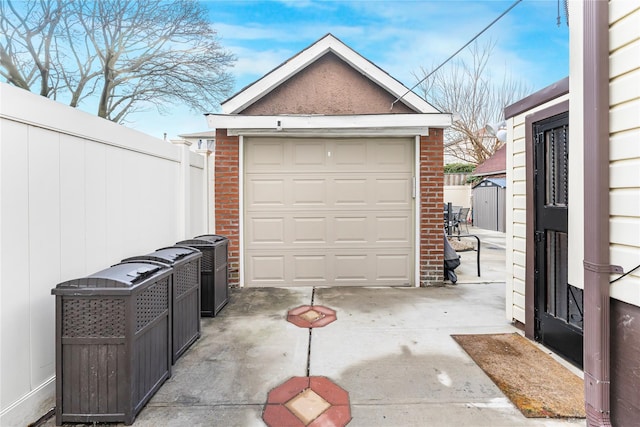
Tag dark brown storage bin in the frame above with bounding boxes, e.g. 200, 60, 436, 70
177, 235, 229, 317
51, 261, 173, 426
122, 246, 202, 364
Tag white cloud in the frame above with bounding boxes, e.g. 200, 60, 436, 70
214, 23, 291, 41
225, 45, 296, 90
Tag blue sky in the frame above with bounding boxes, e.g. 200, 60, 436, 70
128, 0, 569, 140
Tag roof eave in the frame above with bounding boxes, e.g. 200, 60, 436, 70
206, 113, 451, 137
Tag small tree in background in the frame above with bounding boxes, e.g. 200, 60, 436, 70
0, 0, 235, 123
417, 40, 531, 165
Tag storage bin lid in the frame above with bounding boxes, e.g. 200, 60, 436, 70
121, 245, 201, 267
52, 260, 171, 294
193, 234, 227, 242
177, 234, 227, 247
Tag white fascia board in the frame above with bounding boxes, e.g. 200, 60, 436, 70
206, 113, 452, 137
226, 128, 430, 137
221, 34, 438, 115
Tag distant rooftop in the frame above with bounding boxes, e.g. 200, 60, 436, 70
473, 144, 506, 177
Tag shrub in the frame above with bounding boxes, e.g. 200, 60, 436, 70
444, 163, 475, 173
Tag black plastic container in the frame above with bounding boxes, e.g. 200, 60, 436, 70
52, 261, 172, 425
177, 235, 229, 316
122, 245, 202, 363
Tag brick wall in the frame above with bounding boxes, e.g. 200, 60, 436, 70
214, 129, 240, 286
420, 130, 445, 286
214, 129, 445, 287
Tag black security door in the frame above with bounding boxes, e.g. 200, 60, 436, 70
533, 112, 583, 368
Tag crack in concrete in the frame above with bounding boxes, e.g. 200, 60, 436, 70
306, 286, 316, 376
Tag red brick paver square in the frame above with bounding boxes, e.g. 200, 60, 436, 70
287, 305, 337, 329
263, 376, 351, 427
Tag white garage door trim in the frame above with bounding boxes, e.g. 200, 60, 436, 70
239, 135, 245, 287
414, 135, 420, 288
239, 135, 423, 288
242, 136, 417, 287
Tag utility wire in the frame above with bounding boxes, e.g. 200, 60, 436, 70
610, 264, 640, 284
391, 0, 523, 110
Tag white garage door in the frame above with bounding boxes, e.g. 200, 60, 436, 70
244, 137, 414, 286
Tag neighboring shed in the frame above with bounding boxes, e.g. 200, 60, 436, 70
471, 144, 506, 232
204, 34, 451, 287
472, 177, 506, 232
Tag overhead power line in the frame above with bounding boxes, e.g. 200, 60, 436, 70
391, 0, 523, 110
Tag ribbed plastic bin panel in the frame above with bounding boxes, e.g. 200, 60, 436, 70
122, 245, 202, 363
177, 235, 229, 317
52, 261, 172, 425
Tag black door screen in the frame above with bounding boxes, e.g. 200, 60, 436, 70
533, 111, 583, 367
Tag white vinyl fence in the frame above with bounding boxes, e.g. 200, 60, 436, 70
0, 83, 211, 426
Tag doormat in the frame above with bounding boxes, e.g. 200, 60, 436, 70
451, 333, 585, 418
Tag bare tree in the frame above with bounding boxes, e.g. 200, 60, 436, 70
54, 3, 102, 107
0, 0, 235, 122
416, 41, 531, 165
0, 0, 63, 96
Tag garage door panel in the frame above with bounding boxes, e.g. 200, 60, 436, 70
245, 137, 414, 287
376, 216, 411, 243
246, 250, 412, 286
334, 216, 368, 243
250, 255, 285, 282
247, 142, 285, 169
248, 179, 285, 206
335, 255, 369, 281
293, 141, 327, 167
292, 179, 327, 205
293, 217, 327, 243
249, 217, 285, 244
376, 254, 411, 281
375, 178, 411, 205
293, 255, 327, 281
246, 175, 413, 210
334, 141, 367, 167
333, 179, 368, 205
246, 214, 412, 247
375, 141, 412, 168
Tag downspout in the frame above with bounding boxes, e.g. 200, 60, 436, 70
582, 1, 611, 426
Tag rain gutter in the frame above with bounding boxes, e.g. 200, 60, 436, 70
582, 1, 611, 425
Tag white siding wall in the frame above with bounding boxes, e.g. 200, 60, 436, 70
505, 94, 569, 323
567, 0, 585, 289
609, 1, 640, 305
0, 83, 207, 425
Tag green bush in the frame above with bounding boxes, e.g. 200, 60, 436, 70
444, 163, 475, 173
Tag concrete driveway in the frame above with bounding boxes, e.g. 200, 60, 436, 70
46, 228, 585, 427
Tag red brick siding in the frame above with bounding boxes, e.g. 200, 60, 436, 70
214, 129, 444, 287
419, 130, 444, 286
214, 129, 240, 286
